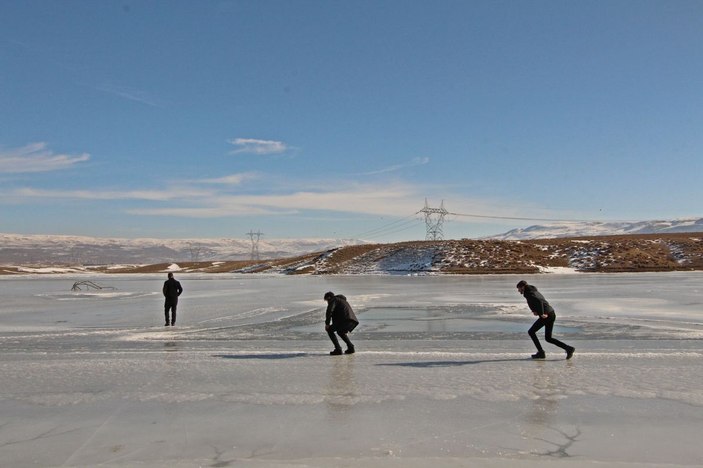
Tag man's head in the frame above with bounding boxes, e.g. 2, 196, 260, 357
516, 280, 527, 294
168, 272, 174, 279
323, 291, 335, 302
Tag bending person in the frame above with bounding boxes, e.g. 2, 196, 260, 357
517, 280, 574, 360
323, 291, 359, 355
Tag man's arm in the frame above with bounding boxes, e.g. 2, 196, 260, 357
525, 292, 546, 316
325, 301, 334, 326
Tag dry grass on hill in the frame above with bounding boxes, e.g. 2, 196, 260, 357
2, 233, 702, 275
313, 233, 703, 274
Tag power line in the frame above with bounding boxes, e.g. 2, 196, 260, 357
361, 219, 421, 240
445, 211, 595, 223
353, 214, 420, 239
355, 219, 419, 240
351, 200, 619, 243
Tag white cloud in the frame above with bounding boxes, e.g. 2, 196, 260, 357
6, 172, 553, 227
228, 138, 288, 155
9, 178, 507, 222
360, 156, 430, 175
12, 187, 213, 201
0, 143, 90, 173
197, 172, 260, 185
127, 205, 297, 217
233, 185, 418, 214
126, 182, 423, 218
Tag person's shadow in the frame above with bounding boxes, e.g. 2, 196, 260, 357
376, 357, 529, 368
213, 352, 309, 360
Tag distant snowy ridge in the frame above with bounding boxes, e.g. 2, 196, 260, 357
0, 233, 366, 265
489, 218, 703, 240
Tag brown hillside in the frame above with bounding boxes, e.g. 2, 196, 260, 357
3, 233, 702, 275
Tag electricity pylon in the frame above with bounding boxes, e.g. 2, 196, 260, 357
419, 199, 448, 240
246, 230, 263, 260
188, 242, 202, 262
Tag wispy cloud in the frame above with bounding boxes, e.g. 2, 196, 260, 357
228, 138, 288, 155
9, 176, 421, 218
127, 205, 298, 217
6, 172, 546, 225
12, 187, 213, 201
197, 172, 260, 185
95, 83, 160, 107
359, 156, 430, 175
0, 143, 90, 173
126, 182, 423, 218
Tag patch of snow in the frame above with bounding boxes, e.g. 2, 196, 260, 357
105, 264, 139, 270
17, 266, 87, 274
538, 266, 579, 274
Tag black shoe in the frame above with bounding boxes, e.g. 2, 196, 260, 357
171, 323, 175, 326
330, 349, 343, 355
531, 350, 545, 359
566, 347, 575, 360
165, 323, 169, 326
344, 347, 355, 354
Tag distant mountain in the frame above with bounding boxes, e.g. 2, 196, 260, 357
0, 233, 366, 265
489, 218, 703, 240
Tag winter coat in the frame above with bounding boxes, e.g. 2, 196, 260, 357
163, 278, 183, 305
325, 294, 359, 330
522, 285, 554, 316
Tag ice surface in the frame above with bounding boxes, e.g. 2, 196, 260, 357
1, 272, 703, 467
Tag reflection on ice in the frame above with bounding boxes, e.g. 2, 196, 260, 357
325, 356, 358, 414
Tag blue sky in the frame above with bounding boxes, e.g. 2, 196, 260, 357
2, 0, 702, 242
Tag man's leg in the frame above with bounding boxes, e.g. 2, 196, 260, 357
164, 305, 171, 326
338, 331, 355, 354
327, 328, 342, 351
171, 305, 176, 326
544, 318, 573, 354
528, 318, 545, 351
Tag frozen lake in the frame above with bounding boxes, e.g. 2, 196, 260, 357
1, 272, 702, 467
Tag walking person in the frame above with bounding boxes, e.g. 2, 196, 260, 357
517, 280, 575, 360
163, 272, 183, 326
324, 291, 359, 355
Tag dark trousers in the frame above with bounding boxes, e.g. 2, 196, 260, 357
528, 312, 570, 352
327, 323, 354, 350
165, 302, 177, 325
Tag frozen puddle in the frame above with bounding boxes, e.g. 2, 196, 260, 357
2, 273, 703, 467
294, 306, 578, 334
359, 307, 578, 333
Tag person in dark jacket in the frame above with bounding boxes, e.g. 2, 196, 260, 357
162, 272, 183, 326
324, 291, 359, 355
517, 280, 574, 360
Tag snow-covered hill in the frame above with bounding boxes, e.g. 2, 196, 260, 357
489, 218, 703, 240
0, 233, 365, 265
